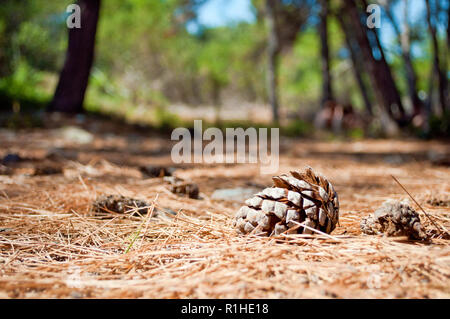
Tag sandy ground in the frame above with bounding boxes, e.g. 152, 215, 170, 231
0, 116, 449, 298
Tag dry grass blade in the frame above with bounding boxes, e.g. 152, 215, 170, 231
391, 175, 448, 236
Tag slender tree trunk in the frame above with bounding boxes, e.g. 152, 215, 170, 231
444, 5, 449, 112
344, 0, 406, 125
265, 0, 280, 123
48, 0, 101, 113
401, 0, 422, 116
447, 3, 450, 51
425, 0, 448, 113
383, 0, 422, 116
319, 0, 333, 108
336, 12, 373, 116
211, 77, 222, 125
363, 0, 405, 118
423, 60, 435, 135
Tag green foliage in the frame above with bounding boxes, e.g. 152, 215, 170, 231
0, 0, 66, 75
13, 21, 65, 72
0, 111, 44, 129
282, 119, 313, 137
429, 112, 450, 138
0, 59, 51, 109
153, 106, 182, 130
0, 0, 65, 113
284, 28, 321, 107
347, 127, 364, 140
197, 23, 266, 102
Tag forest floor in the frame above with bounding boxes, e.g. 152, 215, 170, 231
0, 114, 449, 298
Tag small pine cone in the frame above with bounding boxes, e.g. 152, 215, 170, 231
92, 195, 150, 215
360, 200, 428, 240
234, 167, 339, 236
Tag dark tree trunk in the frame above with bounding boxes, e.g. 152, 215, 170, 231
425, 0, 448, 113
48, 0, 101, 113
336, 12, 373, 116
265, 0, 280, 123
344, 0, 406, 125
319, 0, 333, 108
363, 0, 406, 118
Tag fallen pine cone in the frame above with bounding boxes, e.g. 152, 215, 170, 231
426, 197, 450, 207
140, 165, 177, 178
164, 176, 199, 199
33, 163, 64, 176
234, 167, 339, 236
360, 200, 428, 240
92, 195, 151, 216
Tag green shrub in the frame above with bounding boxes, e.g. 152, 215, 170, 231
429, 112, 450, 138
0, 59, 50, 112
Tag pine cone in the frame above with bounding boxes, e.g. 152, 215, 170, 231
92, 195, 150, 215
234, 167, 339, 236
360, 200, 428, 240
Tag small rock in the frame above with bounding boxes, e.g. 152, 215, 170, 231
383, 155, 404, 165
428, 151, 450, 167
2, 153, 22, 165
360, 200, 428, 240
55, 126, 93, 144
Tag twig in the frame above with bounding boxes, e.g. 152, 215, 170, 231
290, 220, 342, 241
138, 194, 159, 248
391, 175, 445, 236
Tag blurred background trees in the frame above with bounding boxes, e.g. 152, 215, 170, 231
0, 0, 448, 136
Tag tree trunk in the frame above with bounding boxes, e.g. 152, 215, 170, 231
336, 12, 373, 116
265, 0, 280, 123
319, 0, 333, 108
446, 2, 449, 111
211, 77, 222, 125
344, 0, 406, 125
384, 0, 422, 116
447, 3, 450, 51
48, 0, 101, 113
425, 0, 448, 113
363, 0, 406, 119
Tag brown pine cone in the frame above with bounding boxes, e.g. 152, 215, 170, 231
92, 195, 150, 215
361, 200, 428, 240
234, 167, 339, 236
